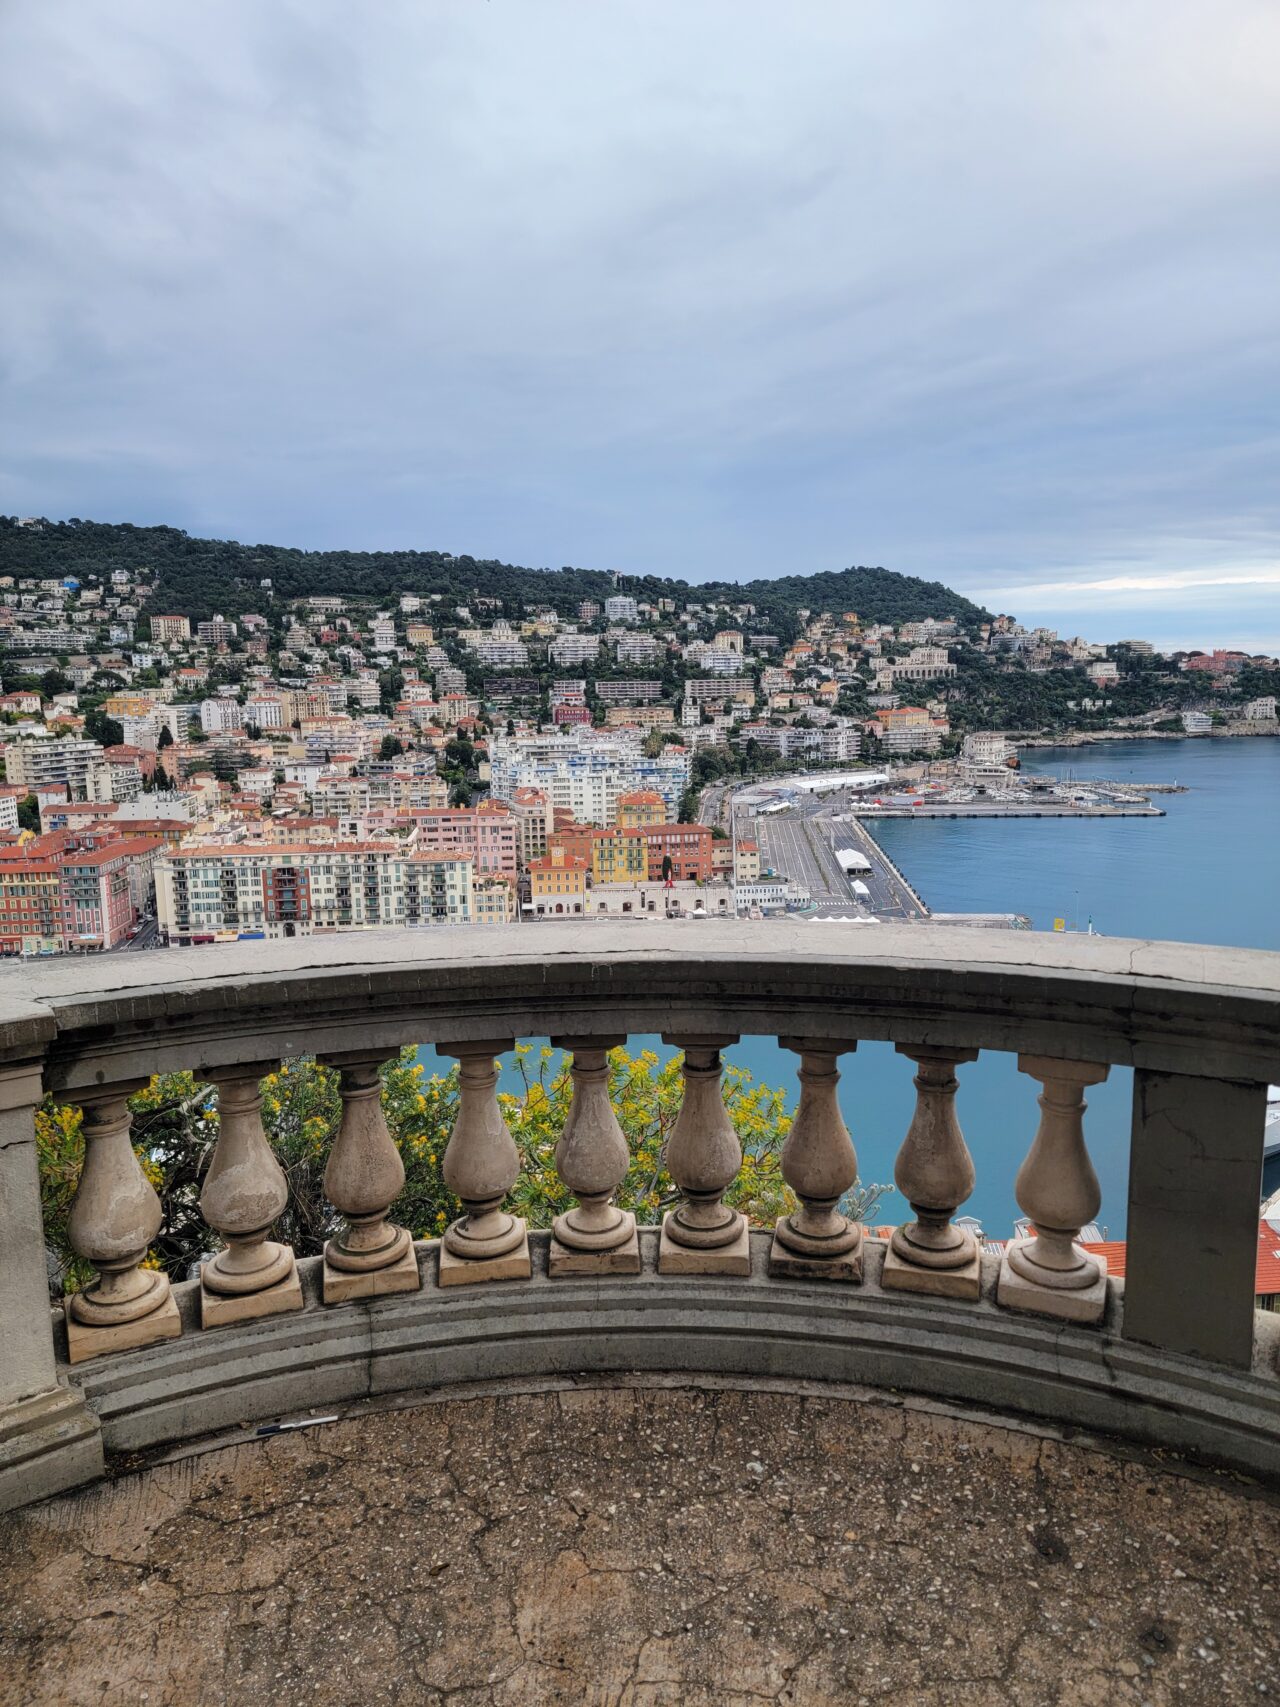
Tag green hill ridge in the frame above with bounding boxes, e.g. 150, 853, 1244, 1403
0, 518, 990, 638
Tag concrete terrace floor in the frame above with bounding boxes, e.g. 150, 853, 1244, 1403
1, 1380, 1278, 1707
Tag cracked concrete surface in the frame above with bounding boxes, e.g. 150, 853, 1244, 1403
1, 1382, 1277, 1706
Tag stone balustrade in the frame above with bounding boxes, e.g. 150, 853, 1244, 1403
2, 921, 1278, 1511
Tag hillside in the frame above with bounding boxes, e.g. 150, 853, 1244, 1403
0, 517, 991, 636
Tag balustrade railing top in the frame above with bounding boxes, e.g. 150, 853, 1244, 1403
1, 922, 1278, 1513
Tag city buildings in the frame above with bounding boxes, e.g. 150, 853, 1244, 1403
0, 536, 1274, 955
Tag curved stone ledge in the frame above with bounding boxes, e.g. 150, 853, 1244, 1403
8, 921, 1278, 1090
60, 1230, 1280, 1489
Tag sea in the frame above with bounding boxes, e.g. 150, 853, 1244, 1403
419, 738, 1280, 1237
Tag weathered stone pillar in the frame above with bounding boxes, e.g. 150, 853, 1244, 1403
881, 1044, 981, 1299
1123, 1069, 1264, 1368
65, 1082, 182, 1362
771, 1039, 862, 1281
438, 1040, 530, 1285
200, 1066, 302, 1327
320, 1052, 419, 1303
548, 1036, 639, 1276
998, 1056, 1110, 1323
658, 1034, 749, 1276
0, 1061, 104, 1511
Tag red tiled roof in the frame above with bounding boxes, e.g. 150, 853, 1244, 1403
1079, 1240, 1127, 1279
1081, 1224, 1280, 1296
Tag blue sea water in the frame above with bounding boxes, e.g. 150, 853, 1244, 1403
420, 739, 1279, 1237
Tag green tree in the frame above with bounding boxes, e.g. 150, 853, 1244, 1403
378, 734, 405, 760
84, 709, 124, 747
16, 794, 40, 833
37, 1046, 888, 1292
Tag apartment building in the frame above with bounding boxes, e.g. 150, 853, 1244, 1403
590, 829, 648, 886
156, 844, 475, 942
0, 833, 156, 954
595, 679, 662, 704
614, 790, 667, 828
962, 732, 1015, 766
149, 615, 191, 643
871, 706, 948, 754
501, 788, 553, 864
548, 634, 601, 668
615, 635, 659, 665
4, 737, 107, 801
0, 847, 62, 955
196, 616, 237, 647
200, 697, 245, 735
410, 805, 518, 875
628, 822, 714, 882
60, 840, 158, 950
487, 730, 691, 825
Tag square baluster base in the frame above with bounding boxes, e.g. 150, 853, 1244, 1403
201, 1257, 304, 1329
549, 1217, 641, 1277
769, 1221, 863, 1283
658, 1212, 751, 1277
997, 1241, 1108, 1324
880, 1241, 981, 1301
64, 1290, 183, 1365
437, 1223, 531, 1287
322, 1240, 422, 1305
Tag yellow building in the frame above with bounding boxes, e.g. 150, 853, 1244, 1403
614, 790, 667, 829
591, 830, 648, 886
104, 694, 158, 719
528, 848, 588, 916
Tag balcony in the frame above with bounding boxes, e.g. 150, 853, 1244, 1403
1, 922, 1278, 1702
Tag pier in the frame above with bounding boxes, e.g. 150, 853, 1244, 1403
724, 769, 1175, 926
854, 802, 1164, 819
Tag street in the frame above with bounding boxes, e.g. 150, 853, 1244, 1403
747, 808, 926, 919
116, 917, 162, 952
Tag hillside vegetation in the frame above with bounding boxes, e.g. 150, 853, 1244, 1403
0, 517, 990, 636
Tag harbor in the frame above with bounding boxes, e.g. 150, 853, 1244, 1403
724, 762, 1183, 924
730, 776, 1030, 925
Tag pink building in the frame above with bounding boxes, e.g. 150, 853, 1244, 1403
1182, 649, 1247, 675
59, 838, 159, 950
410, 807, 518, 876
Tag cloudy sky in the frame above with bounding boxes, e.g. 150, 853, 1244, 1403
2, 2, 1277, 649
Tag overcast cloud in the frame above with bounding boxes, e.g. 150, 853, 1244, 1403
1, 1, 1277, 649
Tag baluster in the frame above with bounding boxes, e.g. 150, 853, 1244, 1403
320, 1052, 420, 1303
438, 1039, 530, 1285
771, 1039, 862, 1281
998, 1056, 1110, 1323
881, 1044, 982, 1299
548, 1036, 640, 1276
658, 1034, 750, 1276
65, 1083, 181, 1362
200, 1065, 302, 1327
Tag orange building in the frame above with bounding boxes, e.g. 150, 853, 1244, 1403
527, 846, 588, 916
